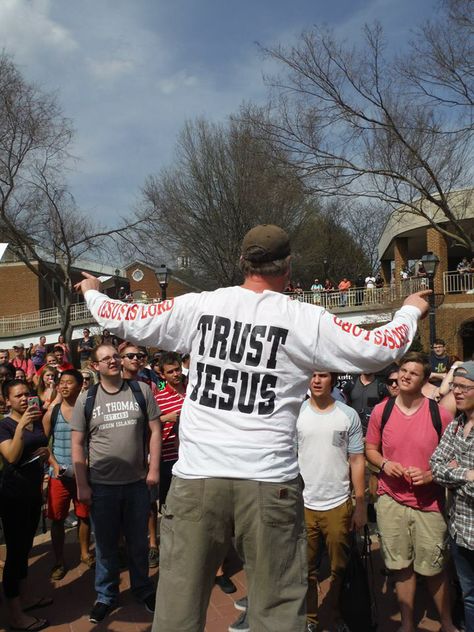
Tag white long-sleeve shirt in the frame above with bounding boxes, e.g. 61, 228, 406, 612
85, 286, 420, 481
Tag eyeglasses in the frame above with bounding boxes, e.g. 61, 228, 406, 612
121, 353, 146, 360
449, 382, 474, 394
96, 354, 121, 364
386, 379, 398, 386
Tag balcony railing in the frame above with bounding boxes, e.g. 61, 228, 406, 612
443, 271, 474, 294
285, 277, 427, 309
0, 276, 431, 337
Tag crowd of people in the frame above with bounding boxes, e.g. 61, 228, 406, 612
285, 255, 474, 308
0, 224, 472, 632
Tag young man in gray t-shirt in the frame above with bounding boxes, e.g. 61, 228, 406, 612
71, 344, 161, 625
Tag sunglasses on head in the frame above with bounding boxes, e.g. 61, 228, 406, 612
122, 352, 146, 360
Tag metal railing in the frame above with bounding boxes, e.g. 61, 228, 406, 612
0, 276, 431, 336
443, 271, 474, 294
286, 277, 427, 309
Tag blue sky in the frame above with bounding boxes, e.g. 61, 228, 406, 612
0, 0, 437, 224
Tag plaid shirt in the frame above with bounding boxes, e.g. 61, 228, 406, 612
430, 413, 474, 550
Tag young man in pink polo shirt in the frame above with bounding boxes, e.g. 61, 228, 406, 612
366, 352, 459, 632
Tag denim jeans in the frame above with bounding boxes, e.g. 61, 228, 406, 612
450, 536, 474, 631
90, 480, 154, 605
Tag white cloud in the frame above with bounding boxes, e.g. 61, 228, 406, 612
87, 57, 136, 81
0, 0, 77, 62
158, 71, 199, 95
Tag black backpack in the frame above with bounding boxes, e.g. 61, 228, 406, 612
380, 396, 442, 442
50, 380, 149, 429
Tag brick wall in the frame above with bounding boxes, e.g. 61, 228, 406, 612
419, 302, 474, 359
125, 264, 197, 300
0, 263, 40, 316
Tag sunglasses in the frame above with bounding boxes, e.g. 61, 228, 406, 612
386, 379, 398, 386
122, 353, 146, 360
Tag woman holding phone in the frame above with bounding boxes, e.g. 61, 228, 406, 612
0, 379, 51, 631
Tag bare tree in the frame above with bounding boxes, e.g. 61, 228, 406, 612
140, 114, 369, 288
0, 53, 145, 339
253, 0, 474, 254
403, 0, 473, 108
141, 116, 315, 287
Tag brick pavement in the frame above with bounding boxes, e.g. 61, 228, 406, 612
0, 527, 443, 632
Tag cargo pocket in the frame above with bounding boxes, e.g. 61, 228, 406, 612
166, 477, 204, 522
430, 540, 448, 571
259, 480, 300, 526
159, 505, 174, 571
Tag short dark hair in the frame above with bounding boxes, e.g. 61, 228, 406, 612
157, 351, 182, 372
239, 255, 291, 279
399, 352, 431, 380
0, 365, 13, 379
59, 369, 84, 386
2, 378, 27, 400
53, 345, 64, 353
433, 338, 446, 347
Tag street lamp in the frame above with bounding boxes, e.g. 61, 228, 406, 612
323, 257, 328, 279
156, 264, 169, 301
421, 251, 440, 347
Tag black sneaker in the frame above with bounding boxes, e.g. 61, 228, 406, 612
89, 602, 113, 624
234, 596, 248, 611
215, 574, 237, 594
228, 610, 250, 632
143, 592, 156, 614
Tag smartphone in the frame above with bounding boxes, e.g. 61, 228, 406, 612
27, 395, 41, 409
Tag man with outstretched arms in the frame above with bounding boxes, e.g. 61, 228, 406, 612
76, 224, 429, 632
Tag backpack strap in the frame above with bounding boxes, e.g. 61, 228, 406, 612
428, 398, 442, 443
127, 380, 148, 423
380, 397, 396, 436
84, 383, 100, 426
380, 396, 442, 443
50, 403, 62, 434
126, 380, 149, 469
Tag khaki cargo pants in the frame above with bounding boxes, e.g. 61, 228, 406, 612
152, 476, 308, 632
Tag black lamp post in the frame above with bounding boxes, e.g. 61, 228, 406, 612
421, 251, 440, 347
157, 264, 169, 301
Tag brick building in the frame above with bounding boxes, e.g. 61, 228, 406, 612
0, 248, 130, 317
124, 261, 201, 300
0, 249, 200, 320
378, 189, 474, 359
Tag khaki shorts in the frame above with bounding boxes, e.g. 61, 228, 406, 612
376, 493, 448, 576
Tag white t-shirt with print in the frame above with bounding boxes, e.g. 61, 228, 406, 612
84, 287, 420, 482
297, 399, 363, 510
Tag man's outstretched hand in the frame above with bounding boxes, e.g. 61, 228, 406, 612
403, 289, 431, 319
74, 272, 102, 296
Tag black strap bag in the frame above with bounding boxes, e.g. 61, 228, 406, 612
340, 526, 377, 632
